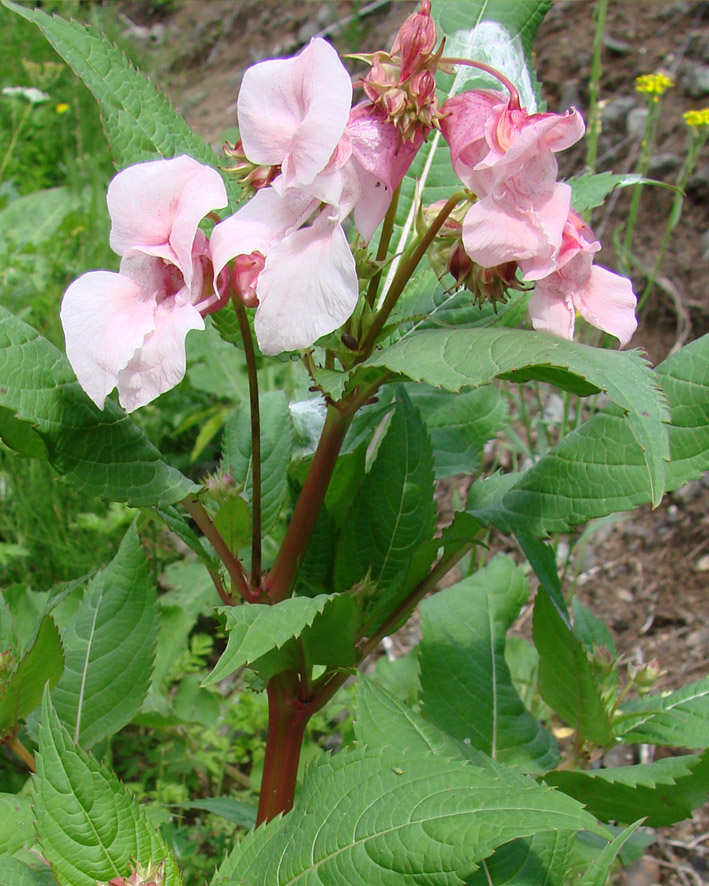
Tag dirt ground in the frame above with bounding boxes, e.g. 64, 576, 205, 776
118, 2, 709, 882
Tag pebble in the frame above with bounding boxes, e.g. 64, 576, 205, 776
687, 629, 709, 648
603, 34, 632, 54
601, 96, 636, 132
627, 106, 649, 138
696, 554, 709, 572
672, 479, 704, 503
616, 587, 634, 603
684, 62, 709, 97
647, 152, 682, 177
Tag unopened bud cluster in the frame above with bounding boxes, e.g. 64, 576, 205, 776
362, 1, 443, 140
223, 139, 280, 192
99, 859, 165, 886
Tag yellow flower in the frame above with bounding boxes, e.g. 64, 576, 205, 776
635, 72, 674, 98
55, 102, 70, 114
683, 108, 709, 128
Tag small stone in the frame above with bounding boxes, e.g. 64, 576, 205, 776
616, 588, 634, 603
684, 62, 709, 98
601, 96, 636, 132
696, 554, 709, 572
686, 629, 709, 648
543, 393, 566, 425
647, 152, 682, 177
627, 106, 649, 138
666, 504, 680, 522
672, 479, 704, 503
603, 34, 632, 54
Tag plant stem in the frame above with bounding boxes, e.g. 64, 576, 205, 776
637, 131, 706, 311
439, 57, 521, 108
622, 97, 662, 267
181, 496, 257, 603
358, 190, 466, 360
233, 297, 263, 587
585, 0, 608, 178
256, 671, 311, 825
6, 733, 35, 772
0, 100, 34, 183
266, 404, 353, 603
366, 182, 401, 309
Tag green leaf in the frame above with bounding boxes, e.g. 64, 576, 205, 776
0, 406, 48, 459
221, 392, 293, 536
213, 495, 251, 554
569, 172, 651, 214
214, 745, 603, 885
33, 692, 182, 886
0, 857, 56, 886
514, 532, 570, 627
0, 616, 63, 735
172, 798, 257, 829
205, 594, 345, 685
0, 793, 34, 854
615, 676, 709, 747
466, 832, 575, 886
151, 506, 220, 572
0, 305, 198, 506
410, 385, 507, 479
0, 187, 77, 255
3, 1, 234, 200
334, 388, 436, 590
467, 335, 709, 535
51, 523, 159, 748
545, 751, 709, 827
575, 821, 645, 886
419, 555, 558, 772
532, 592, 613, 746
571, 598, 616, 656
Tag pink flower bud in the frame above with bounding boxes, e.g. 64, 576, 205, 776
232, 251, 265, 308
392, 1, 438, 81
409, 70, 436, 112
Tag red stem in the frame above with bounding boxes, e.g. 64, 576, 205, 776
439, 56, 522, 109
256, 671, 311, 825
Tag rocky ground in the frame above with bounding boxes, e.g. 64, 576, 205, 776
117, 2, 709, 883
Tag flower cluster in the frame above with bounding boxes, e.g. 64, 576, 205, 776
635, 71, 674, 99
438, 88, 637, 345
60, 1, 637, 413
684, 108, 709, 129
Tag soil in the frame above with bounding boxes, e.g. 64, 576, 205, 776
117, 2, 709, 882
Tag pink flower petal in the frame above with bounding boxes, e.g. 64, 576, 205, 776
528, 279, 576, 340
108, 157, 226, 280
517, 182, 571, 280
60, 271, 155, 410
115, 301, 204, 412
238, 38, 352, 186
254, 214, 357, 354
573, 265, 637, 347
440, 90, 505, 188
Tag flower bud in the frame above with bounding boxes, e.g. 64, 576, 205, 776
222, 139, 279, 192
99, 859, 165, 886
232, 251, 265, 308
392, 1, 438, 81
628, 660, 665, 695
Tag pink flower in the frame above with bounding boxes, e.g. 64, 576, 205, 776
528, 210, 637, 346
60, 156, 227, 412
441, 90, 585, 276
213, 39, 426, 354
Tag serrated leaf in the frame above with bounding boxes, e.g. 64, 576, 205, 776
205, 594, 343, 685
0, 305, 198, 506
571, 598, 616, 657
214, 495, 251, 554
532, 592, 613, 746
4, 1, 236, 204
466, 335, 709, 535
545, 751, 709, 827
0, 793, 34, 854
615, 676, 709, 747
51, 523, 159, 747
0, 857, 56, 886
569, 172, 652, 214
33, 692, 182, 886
514, 532, 570, 627
575, 821, 645, 886
151, 506, 220, 572
466, 831, 575, 886
214, 745, 604, 885
221, 392, 293, 536
0, 405, 49, 459
0, 187, 77, 255
410, 385, 507, 479
419, 555, 559, 772
334, 388, 436, 591
0, 616, 63, 735
172, 798, 257, 829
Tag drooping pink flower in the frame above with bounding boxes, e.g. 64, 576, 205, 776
528, 210, 637, 346
213, 39, 427, 354
441, 89, 585, 276
61, 155, 227, 412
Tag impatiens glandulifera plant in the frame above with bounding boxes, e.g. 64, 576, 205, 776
0, 2, 708, 885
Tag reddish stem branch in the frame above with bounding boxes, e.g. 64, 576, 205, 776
182, 496, 257, 603
439, 56, 521, 108
6, 733, 35, 772
256, 671, 311, 825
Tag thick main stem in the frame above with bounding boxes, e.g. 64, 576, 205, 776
6, 733, 35, 772
256, 671, 311, 825
266, 405, 353, 602
233, 298, 263, 587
